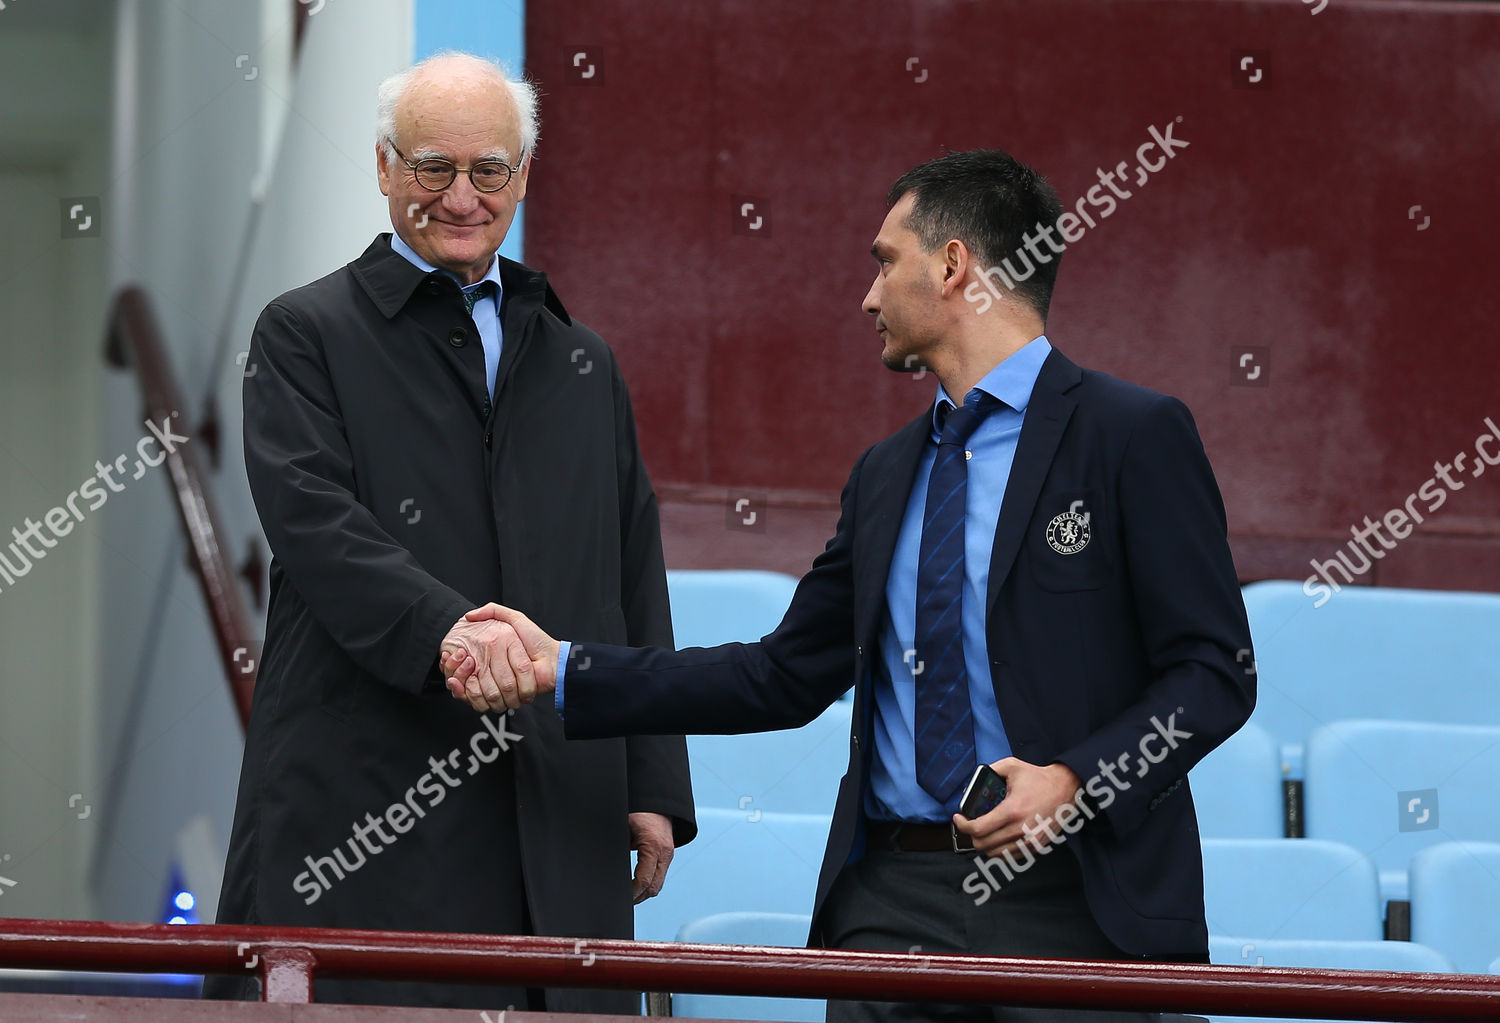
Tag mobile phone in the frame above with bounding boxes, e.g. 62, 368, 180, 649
959, 764, 1008, 819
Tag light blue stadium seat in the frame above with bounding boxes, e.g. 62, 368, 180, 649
667, 569, 800, 648
671, 912, 823, 1021
1202, 839, 1382, 940
1239, 581, 1500, 777
667, 569, 854, 813
1304, 720, 1500, 901
1206, 935, 1454, 1023
634, 808, 830, 944
1190, 722, 1283, 838
1409, 841, 1500, 975
687, 698, 851, 814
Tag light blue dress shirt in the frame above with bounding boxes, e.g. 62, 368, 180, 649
867, 335, 1052, 822
558, 336, 1054, 821
390, 233, 503, 399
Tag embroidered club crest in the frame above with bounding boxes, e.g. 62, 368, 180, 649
1046, 508, 1091, 555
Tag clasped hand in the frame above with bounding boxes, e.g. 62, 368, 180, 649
439, 605, 559, 713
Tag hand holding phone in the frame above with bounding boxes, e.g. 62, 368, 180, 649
953, 764, 1008, 852
960, 763, 1008, 819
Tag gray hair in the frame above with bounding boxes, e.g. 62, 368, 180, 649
376, 52, 539, 167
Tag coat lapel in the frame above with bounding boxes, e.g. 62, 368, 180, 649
492, 256, 569, 403
986, 349, 1081, 617
853, 412, 931, 645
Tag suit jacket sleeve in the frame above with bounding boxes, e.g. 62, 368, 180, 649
243, 300, 473, 693
1054, 394, 1255, 835
563, 448, 868, 740
610, 359, 698, 845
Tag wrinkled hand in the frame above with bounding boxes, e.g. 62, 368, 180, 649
628, 812, 675, 904
438, 615, 534, 713
951, 758, 1084, 857
440, 604, 561, 708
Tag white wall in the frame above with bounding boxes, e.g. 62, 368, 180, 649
0, 17, 111, 922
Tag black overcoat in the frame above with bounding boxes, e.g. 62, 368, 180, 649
207, 235, 695, 1011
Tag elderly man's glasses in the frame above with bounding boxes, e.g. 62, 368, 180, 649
390, 142, 521, 193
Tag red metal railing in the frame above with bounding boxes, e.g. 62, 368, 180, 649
2, 919, 1498, 1019
105, 286, 258, 726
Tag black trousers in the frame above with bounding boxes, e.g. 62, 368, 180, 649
819, 841, 1205, 1023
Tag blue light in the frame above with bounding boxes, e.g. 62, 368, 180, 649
168, 915, 188, 925
174, 891, 195, 911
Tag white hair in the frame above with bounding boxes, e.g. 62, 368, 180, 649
376, 52, 539, 167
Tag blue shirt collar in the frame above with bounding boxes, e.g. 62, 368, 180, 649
388, 232, 504, 298
930, 335, 1052, 436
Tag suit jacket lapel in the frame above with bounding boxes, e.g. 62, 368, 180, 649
853, 412, 930, 646
986, 349, 1081, 617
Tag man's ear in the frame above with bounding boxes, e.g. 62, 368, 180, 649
940, 238, 971, 298
376, 142, 392, 196
511, 152, 532, 204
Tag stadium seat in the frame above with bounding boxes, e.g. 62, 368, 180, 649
666, 569, 854, 813
666, 569, 800, 648
1201, 839, 1382, 940
1409, 841, 1500, 974
671, 912, 822, 1021
1209, 934, 1454, 970
1304, 721, 1500, 900
634, 808, 830, 944
1190, 722, 1284, 838
687, 698, 851, 814
1239, 581, 1500, 775
1206, 936, 1455, 1023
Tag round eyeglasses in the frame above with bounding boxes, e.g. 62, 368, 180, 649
390, 142, 522, 193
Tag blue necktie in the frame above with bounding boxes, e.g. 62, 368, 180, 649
914, 389, 999, 803
463, 281, 495, 315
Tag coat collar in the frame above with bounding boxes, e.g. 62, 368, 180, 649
853, 411, 931, 645
984, 346, 1082, 615
349, 233, 572, 325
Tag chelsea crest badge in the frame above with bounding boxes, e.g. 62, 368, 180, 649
1045, 506, 1091, 555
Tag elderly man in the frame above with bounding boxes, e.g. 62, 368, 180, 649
206, 53, 694, 1012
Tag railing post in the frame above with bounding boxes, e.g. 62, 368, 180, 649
259, 946, 317, 1003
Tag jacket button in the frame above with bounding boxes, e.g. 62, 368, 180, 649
449, 329, 467, 347
485, 432, 493, 449
481, 400, 492, 417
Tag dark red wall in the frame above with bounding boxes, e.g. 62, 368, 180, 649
525, 0, 1500, 589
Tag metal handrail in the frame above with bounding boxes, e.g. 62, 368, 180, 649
105, 286, 258, 726
1, 919, 1497, 1018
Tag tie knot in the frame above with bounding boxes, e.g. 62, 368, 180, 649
463, 281, 495, 314
937, 390, 999, 446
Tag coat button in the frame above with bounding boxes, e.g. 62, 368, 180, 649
485, 431, 493, 449
481, 400, 492, 417
449, 329, 467, 347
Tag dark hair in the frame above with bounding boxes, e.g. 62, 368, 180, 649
887, 149, 1064, 321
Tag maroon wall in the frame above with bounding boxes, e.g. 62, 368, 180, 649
525, 0, 1500, 588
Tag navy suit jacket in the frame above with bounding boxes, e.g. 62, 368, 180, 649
565, 347, 1255, 956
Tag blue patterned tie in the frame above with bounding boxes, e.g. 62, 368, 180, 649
914, 389, 999, 803
463, 281, 495, 315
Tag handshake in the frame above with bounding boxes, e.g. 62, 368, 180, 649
438, 605, 561, 713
